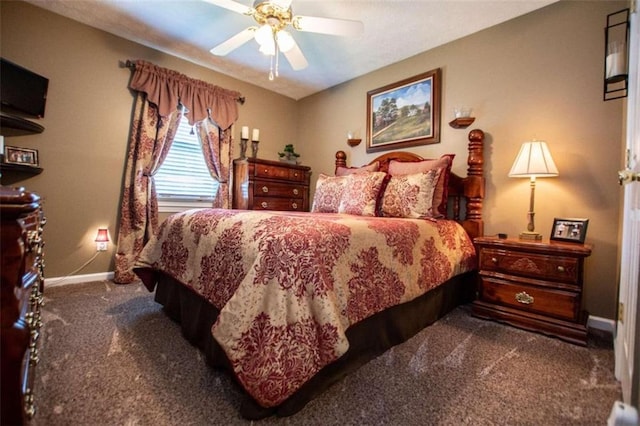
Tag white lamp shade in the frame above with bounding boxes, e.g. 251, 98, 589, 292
508, 140, 559, 178
254, 24, 273, 47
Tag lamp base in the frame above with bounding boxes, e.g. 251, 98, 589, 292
519, 231, 543, 241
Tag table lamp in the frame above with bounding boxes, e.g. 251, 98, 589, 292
508, 140, 559, 240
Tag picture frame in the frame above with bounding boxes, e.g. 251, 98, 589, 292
550, 218, 589, 244
366, 68, 441, 153
4, 146, 39, 167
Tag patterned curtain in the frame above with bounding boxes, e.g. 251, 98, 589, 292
113, 60, 242, 284
114, 94, 182, 284
195, 119, 233, 209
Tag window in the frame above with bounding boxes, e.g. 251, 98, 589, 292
155, 119, 218, 212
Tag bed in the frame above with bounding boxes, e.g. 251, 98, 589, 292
134, 129, 485, 419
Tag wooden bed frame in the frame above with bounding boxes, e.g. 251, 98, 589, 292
147, 129, 485, 419
335, 128, 484, 238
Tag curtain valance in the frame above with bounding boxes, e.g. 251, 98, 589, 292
128, 60, 243, 129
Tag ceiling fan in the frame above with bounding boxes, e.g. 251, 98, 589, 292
204, 0, 364, 80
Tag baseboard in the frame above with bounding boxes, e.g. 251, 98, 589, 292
588, 315, 616, 336
45, 271, 114, 288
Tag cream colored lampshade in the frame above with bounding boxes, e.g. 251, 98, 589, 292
509, 140, 559, 178
509, 140, 558, 240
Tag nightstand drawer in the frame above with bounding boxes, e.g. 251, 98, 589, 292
479, 248, 580, 284
253, 197, 304, 211
479, 276, 579, 321
253, 181, 305, 198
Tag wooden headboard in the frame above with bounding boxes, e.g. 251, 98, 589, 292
335, 129, 485, 239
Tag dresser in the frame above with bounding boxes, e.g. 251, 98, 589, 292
233, 158, 311, 211
471, 236, 592, 346
1, 187, 46, 425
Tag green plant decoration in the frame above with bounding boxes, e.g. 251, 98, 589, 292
278, 144, 300, 160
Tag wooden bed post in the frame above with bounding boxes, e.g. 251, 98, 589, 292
335, 150, 347, 173
463, 129, 485, 238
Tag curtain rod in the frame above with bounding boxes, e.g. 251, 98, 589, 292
122, 60, 246, 105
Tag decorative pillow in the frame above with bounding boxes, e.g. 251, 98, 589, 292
388, 154, 455, 217
338, 172, 387, 216
335, 161, 379, 177
380, 169, 442, 219
311, 174, 348, 213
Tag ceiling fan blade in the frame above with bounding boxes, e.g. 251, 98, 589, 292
282, 39, 308, 71
202, 0, 252, 15
293, 15, 364, 37
210, 27, 256, 56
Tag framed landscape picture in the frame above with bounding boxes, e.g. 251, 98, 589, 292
366, 68, 441, 153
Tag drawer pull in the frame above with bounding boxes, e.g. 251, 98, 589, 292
515, 291, 534, 305
261, 202, 268, 208
491, 257, 498, 264
24, 390, 35, 419
292, 202, 298, 210
557, 265, 565, 273
292, 188, 299, 195
262, 186, 269, 193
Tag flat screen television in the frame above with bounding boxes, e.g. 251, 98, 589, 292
1, 58, 49, 118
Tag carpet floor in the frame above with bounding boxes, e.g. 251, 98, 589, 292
31, 280, 621, 425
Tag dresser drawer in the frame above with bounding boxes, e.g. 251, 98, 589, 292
479, 276, 579, 321
253, 181, 305, 198
479, 248, 580, 284
253, 197, 304, 211
254, 163, 307, 182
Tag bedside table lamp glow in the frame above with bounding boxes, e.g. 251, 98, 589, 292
508, 140, 559, 240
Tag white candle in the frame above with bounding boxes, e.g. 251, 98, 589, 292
252, 128, 260, 141
606, 52, 626, 79
241, 126, 249, 139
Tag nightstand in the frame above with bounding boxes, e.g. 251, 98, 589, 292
471, 236, 592, 346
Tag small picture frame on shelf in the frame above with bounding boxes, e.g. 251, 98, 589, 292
550, 218, 589, 244
4, 146, 39, 167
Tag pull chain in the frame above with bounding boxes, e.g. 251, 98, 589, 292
269, 55, 274, 81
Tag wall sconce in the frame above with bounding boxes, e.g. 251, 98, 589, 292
347, 131, 361, 147
604, 8, 630, 101
449, 106, 475, 129
508, 140, 559, 240
95, 228, 110, 251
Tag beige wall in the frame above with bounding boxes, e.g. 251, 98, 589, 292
1, 1, 298, 278
297, 0, 625, 319
1, 1, 625, 319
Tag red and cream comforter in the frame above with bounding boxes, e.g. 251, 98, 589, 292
135, 208, 476, 408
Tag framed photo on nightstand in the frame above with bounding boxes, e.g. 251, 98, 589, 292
551, 218, 589, 244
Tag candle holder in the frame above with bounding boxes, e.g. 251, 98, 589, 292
604, 8, 630, 101
251, 140, 259, 158
239, 138, 248, 159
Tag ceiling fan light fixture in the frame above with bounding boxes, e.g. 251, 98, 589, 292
259, 40, 276, 56
254, 23, 273, 47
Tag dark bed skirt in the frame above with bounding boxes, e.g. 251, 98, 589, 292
152, 271, 475, 419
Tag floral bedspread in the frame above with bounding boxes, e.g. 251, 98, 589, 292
135, 209, 476, 407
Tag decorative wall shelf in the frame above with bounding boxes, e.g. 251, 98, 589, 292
0, 162, 43, 185
0, 112, 44, 136
449, 117, 475, 129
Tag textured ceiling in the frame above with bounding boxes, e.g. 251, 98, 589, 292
25, 0, 557, 100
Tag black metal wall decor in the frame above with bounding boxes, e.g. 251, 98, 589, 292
604, 8, 630, 101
